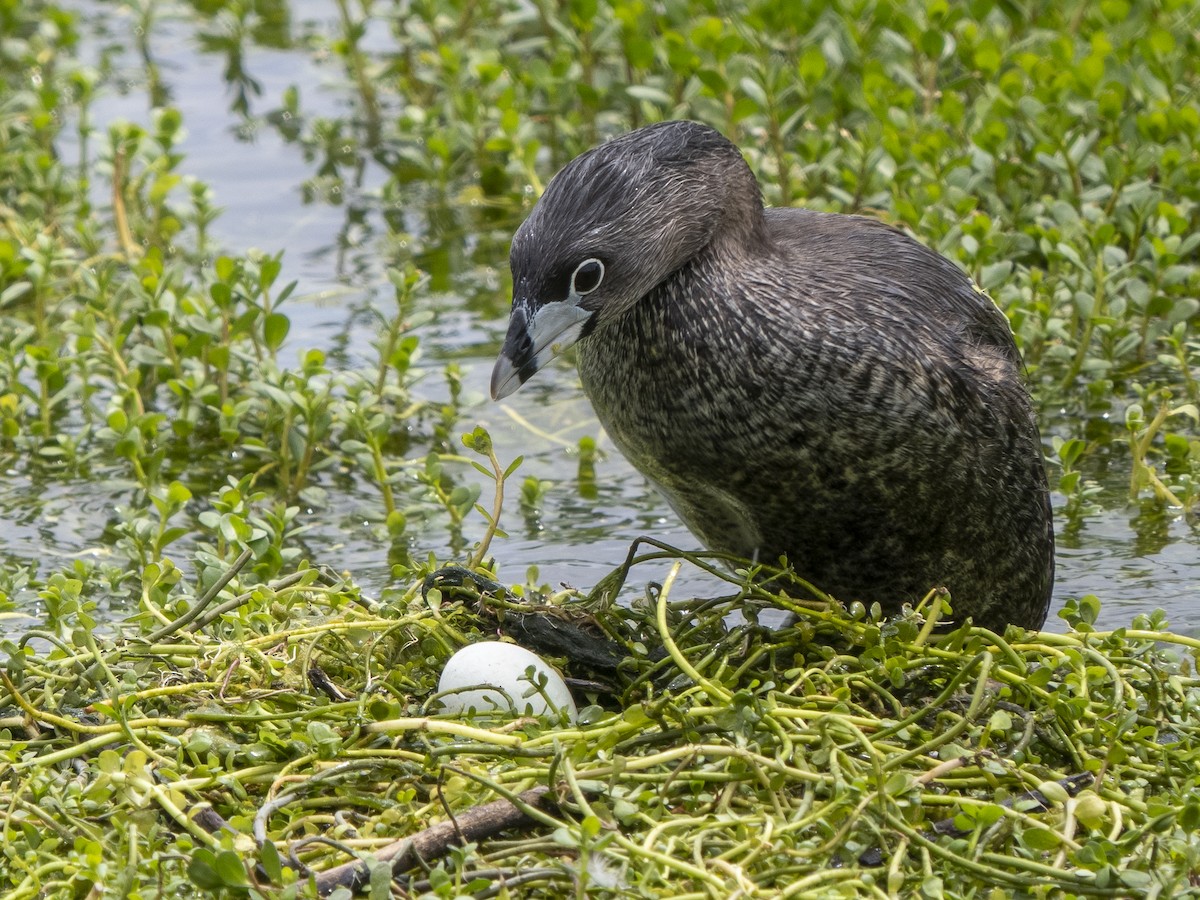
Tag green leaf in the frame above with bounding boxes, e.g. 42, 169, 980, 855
307, 721, 343, 759
986, 709, 1012, 734
260, 256, 282, 291
626, 85, 672, 106
884, 772, 914, 796
1020, 827, 1061, 851
187, 848, 222, 890
798, 45, 826, 83
264, 312, 290, 350
1037, 781, 1069, 805
259, 840, 283, 884
167, 480, 192, 504
368, 859, 393, 899
214, 848, 251, 888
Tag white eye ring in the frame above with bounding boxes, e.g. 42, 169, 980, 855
570, 258, 605, 296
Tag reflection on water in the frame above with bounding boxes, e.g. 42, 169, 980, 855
4, 0, 1196, 635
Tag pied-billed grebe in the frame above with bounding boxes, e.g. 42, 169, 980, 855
491, 120, 1054, 632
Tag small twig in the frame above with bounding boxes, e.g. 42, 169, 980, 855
911, 588, 947, 647
111, 142, 139, 260
914, 755, 966, 786
143, 548, 254, 642
254, 789, 303, 847
655, 561, 732, 704
436, 770, 467, 846
467, 439, 506, 568
189, 570, 311, 633
312, 785, 559, 896
217, 658, 241, 699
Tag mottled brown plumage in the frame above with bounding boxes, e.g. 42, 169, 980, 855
491, 120, 1054, 632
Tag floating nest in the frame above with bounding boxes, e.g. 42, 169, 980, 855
1, 548, 1198, 898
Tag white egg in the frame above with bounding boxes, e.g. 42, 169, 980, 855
437, 641, 578, 723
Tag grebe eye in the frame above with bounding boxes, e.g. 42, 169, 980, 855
571, 258, 604, 295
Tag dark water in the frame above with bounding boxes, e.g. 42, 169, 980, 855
8, 0, 1196, 635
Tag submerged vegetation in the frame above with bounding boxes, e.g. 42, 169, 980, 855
0, 0, 1198, 896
